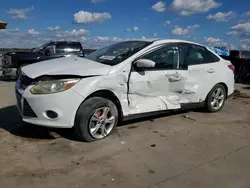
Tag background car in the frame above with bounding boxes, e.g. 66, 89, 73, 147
1, 41, 85, 79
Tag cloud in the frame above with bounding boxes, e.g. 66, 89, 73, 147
240, 39, 250, 43
91, 0, 104, 3
227, 31, 238, 36
80, 37, 86, 42
228, 44, 237, 50
56, 29, 89, 37
82, 36, 124, 49
126, 28, 132, 32
73, 11, 111, 24
152, 1, 166, 12
204, 37, 222, 44
207, 11, 235, 22
7, 7, 34, 20
231, 22, 250, 37
94, 36, 122, 42
126, 26, 139, 32
0, 28, 19, 32
204, 37, 229, 47
240, 44, 250, 50
171, 0, 221, 16
164, 20, 171, 25
47, 26, 60, 31
133, 26, 139, 31
232, 23, 250, 32
244, 11, 250, 16
28, 29, 39, 35
172, 24, 200, 35
153, 32, 158, 37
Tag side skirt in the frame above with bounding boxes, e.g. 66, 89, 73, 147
122, 102, 205, 121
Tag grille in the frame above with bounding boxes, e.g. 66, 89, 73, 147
23, 99, 37, 117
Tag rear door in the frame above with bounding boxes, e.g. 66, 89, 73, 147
128, 43, 188, 114
184, 44, 221, 103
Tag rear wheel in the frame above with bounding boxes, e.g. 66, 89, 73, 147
205, 84, 226, 112
74, 97, 119, 142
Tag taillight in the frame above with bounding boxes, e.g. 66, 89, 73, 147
228, 64, 235, 74
7, 56, 12, 64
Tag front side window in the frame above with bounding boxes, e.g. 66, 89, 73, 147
85, 41, 151, 66
141, 44, 186, 70
33, 43, 50, 52
43, 45, 56, 55
187, 45, 220, 66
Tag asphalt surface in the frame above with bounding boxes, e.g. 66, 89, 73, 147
0, 79, 250, 188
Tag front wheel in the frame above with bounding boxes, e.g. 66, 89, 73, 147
205, 84, 226, 112
74, 97, 119, 142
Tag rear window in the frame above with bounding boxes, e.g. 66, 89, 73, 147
65, 43, 81, 53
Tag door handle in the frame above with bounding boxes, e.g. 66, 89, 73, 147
169, 74, 182, 82
207, 68, 215, 73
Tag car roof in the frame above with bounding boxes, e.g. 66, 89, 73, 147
50, 41, 81, 44
154, 39, 205, 46
132, 38, 206, 47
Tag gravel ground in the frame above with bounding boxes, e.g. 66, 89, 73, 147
0, 80, 250, 188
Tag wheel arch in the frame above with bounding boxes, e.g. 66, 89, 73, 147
216, 82, 228, 98
76, 89, 124, 122
206, 82, 228, 100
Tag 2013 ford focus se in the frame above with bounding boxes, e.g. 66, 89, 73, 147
16, 39, 235, 141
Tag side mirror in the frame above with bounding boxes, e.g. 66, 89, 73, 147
134, 59, 155, 68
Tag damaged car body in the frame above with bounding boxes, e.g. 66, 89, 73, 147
16, 39, 235, 141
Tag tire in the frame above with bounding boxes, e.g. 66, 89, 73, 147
74, 97, 119, 142
205, 84, 226, 113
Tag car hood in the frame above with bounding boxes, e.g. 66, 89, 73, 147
5, 51, 36, 56
22, 56, 111, 79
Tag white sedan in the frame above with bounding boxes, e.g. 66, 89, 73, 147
16, 39, 235, 141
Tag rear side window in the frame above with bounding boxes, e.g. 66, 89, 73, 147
187, 44, 220, 66
65, 44, 81, 53
55, 44, 66, 54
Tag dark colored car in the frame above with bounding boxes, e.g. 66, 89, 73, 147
230, 50, 250, 59
1, 41, 85, 78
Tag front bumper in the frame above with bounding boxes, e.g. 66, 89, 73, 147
16, 86, 84, 128
2, 68, 17, 77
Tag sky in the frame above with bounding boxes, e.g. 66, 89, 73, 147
0, 0, 250, 49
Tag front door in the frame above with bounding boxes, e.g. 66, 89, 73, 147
39, 44, 66, 61
128, 44, 188, 114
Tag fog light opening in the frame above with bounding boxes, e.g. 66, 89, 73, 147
46, 110, 58, 119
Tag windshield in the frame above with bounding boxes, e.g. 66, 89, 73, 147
32, 43, 50, 52
84, 41, 151, 66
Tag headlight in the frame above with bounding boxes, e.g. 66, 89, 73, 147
30, 79, 80, 94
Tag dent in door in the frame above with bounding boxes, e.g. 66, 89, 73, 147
128, 71, 187, 114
